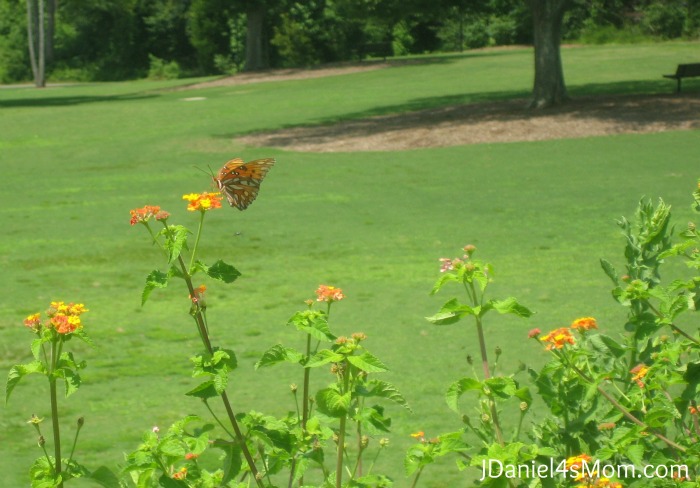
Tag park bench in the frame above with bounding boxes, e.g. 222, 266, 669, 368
663, 63, 700, 93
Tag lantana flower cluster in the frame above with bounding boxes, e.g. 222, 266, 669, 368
23, 301, 89, 335
182, 192, 223, 212
315, 285, 345, 303
533, 317, 598, 350
129, 205, 169, 225
566, 454, 622, 487
438, 244, 477, 272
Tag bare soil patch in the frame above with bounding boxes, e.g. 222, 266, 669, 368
237, 93, 700, 152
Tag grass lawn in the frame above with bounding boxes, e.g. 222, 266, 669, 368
1, 41, 699, 487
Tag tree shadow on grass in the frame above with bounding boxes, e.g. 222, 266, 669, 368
230, 79, 700, 151
0, 92, 158, 108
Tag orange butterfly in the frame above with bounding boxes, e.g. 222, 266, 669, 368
213, 157, 275, 210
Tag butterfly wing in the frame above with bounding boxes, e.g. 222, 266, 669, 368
214, 158, 275, 210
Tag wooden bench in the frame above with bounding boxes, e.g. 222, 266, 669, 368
663, 63, 700, 93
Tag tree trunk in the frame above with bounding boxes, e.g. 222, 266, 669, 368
46, 0, 56, 63
530, 0, 570, 108
26, 0, 46, 87
245, 5, 267, 71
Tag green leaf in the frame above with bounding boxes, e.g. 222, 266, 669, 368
488, 297, 533, 318
163, 225, 189, 263
625, 444, 645, 467
203, 260, 241, 284
356, 379, 411, 410
142, 269, 170, 306
347, 351, 388, 373
600, 258, 620, 285
445, 377, 482, 413
185, 380, 219, 399
88, 466, 121, 488
430, 272, 461, 295
483, 377, 517, 399
288, 310, 336, 342
255, 344, 304, 369
305, 349, 344, 368
6, 361, 45, 403
315, 387, 351, 417
426, 298, 475, 325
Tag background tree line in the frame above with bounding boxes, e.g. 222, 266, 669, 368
1, 0, 699, 84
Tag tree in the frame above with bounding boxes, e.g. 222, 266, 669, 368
529, 0, 571, 108
25, 0, 46, 87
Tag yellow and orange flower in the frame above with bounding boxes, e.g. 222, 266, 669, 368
315, 285, 345, 303
23, 313, 41, 330
540, 327, 576, 350
571, 316, 598, 332
630, 363, 649, 388
182, 192, 223, 212
46, 301, 88, 335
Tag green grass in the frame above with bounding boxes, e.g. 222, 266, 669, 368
1, 41, 699, 487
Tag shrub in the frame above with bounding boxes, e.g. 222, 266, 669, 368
147, 54, 180, 80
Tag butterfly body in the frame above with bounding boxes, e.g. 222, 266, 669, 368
213, 157, 275, 210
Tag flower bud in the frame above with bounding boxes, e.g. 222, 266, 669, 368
290, 383, 298, 393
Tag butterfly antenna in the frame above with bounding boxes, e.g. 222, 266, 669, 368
193, 165, 215, 177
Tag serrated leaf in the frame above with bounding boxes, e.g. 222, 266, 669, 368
141, 269, 170, 306
347, 351, 388, 373
203, 260, 241, 283
357, 379, 411, 410
88, 466, 121, 488
6, 361, 45, 403
288, 310, 336, 342
185, 380, 219, 399
483, 377, 517, 398
600, 258, 620, 285
305, 349, 344, 368
163, 225, 189, 263
489, 297, 533, 318
255, 344, 304, 369
445, 377, 482, 413
626, 444, 645, 467
426, 298, 475, 325
430, 272, 461, 295
315, 387, 351, 417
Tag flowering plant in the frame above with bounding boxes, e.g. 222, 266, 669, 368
6, 301, 92, 487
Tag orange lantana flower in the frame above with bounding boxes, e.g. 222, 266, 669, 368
571, 317, 597, 332
129, 205, 162, 225
182, 192, 223, 212
630, 364, 649, 388
316, 285, 345, 303
540, 327, 575, 350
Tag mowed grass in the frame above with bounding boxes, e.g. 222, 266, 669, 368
1, 42, 699, 486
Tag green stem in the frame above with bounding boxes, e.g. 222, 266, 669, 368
161, 218, 263, 488
49, 338, 63, 487
188, 211, 206, 273
558, 350, 687, 453
335, 361, 350, 488
409, 467, 424, 488
202, 399, 235, 439
65, 418, 83, 471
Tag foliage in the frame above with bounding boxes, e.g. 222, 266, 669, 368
3, 0, 700, 82
147, 55, 181, 80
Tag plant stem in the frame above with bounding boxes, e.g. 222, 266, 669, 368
335, 361, 350, 488
409, 467, 424, 488
564, 357, 687, 453
49, 338, 63, 487
188, 211, 205, 273
174, 251, 264, 488
475, 316, 505, 446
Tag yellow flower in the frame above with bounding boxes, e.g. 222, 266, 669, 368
571, 316, 597, 332
183, 192, 223, 212
540, 327, 575, 350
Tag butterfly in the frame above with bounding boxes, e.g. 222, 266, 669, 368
212, 157, 275, 210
